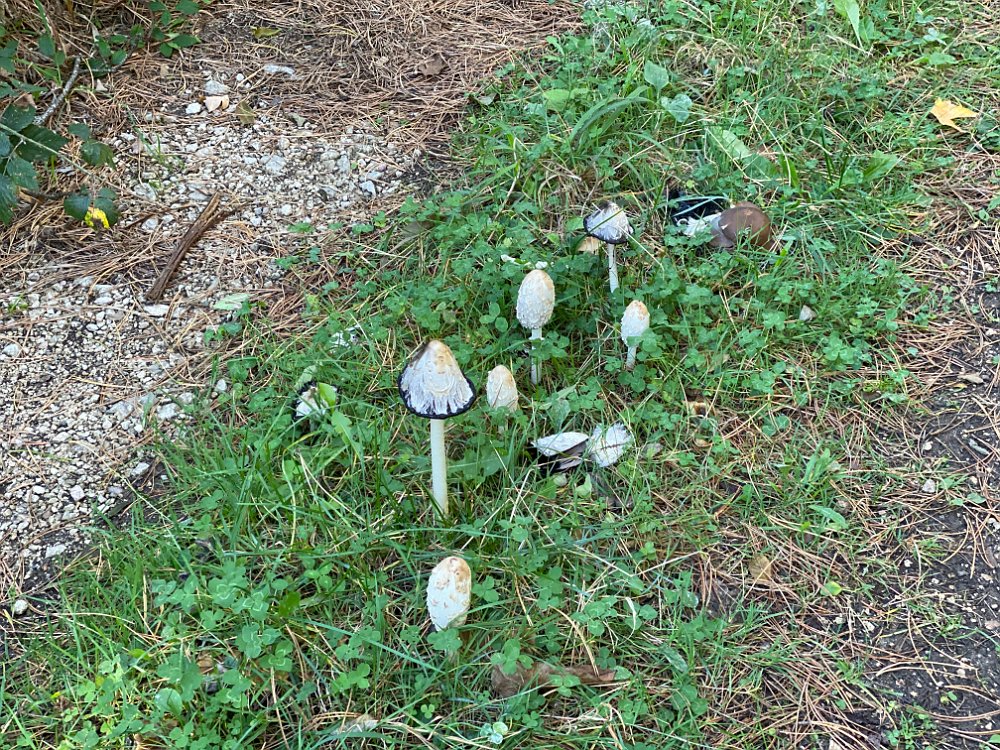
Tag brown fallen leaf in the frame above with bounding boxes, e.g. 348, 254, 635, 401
748, 554, 774, 585
491, 662, 616, 698
204, 95, 229, 112
418, 53, 447, 77
957, 372, 985, 385
930, 98, 978, 131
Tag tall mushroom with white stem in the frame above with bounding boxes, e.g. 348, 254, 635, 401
486, 365, 519, 412
620, 300, 650, 371
584, 202, 633, 293
398, 340, 477, 517
516, 269, 555, 386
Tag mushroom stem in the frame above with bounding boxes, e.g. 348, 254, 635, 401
625, 346, 638, 371
606, 243, 619, 293
530, 328, 542, 385
430, 419, 448, 516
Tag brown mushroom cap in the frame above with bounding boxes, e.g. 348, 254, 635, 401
711, 202, 774, 249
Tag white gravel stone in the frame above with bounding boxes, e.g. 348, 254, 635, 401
12, 598, 28, 616
204, 79, 229, 95
1, 75, 417, 587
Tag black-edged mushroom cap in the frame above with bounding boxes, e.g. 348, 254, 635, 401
584, 201, 633, 245
398, 340, 477, 419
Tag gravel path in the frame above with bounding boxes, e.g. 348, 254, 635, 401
1, 71, 414, 592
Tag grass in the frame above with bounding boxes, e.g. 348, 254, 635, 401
3, 0, 998, 748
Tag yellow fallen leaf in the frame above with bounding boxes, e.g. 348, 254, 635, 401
748, 554, 774, 585
930, 98, 978, 131
84, 207, 110, 229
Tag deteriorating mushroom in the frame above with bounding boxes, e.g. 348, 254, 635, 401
584, 201, 633, 293
515, 269, 555, 386
587, 423, 633, 467
427, 556, 472, 630
486, 365, 519, 412
399, 340, 477, 517
533, 431, 590, 472
620, 300, 650, 371
711, 202, 773, 250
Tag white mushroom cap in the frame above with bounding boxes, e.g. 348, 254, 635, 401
587, 423, 633, 467
295, 382, 338, 419
533, 431, 589, 471
584, 201, 633, 245
399, 340, 476, 419
486, 365, 519, 411
533, 431, 590, 457
516, 269, 555, 331
427, 556, 472, 630
621, 300, 650, 344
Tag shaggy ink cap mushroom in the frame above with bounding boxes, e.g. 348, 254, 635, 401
584, 201, 632, 245
398, 340, 477, 419
620, 300, 650, 343
515, 269, 555, 331
486, 365, 519, 411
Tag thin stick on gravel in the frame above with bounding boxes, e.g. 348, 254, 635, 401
147, 193, 225, 301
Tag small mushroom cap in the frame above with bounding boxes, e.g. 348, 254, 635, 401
516, 269, 555, 331
620, 300, 650, 344
534, 431, 590, 457
584, 201, 633, 245
399, 340, 477, 419
295, 381, 338, 419
533, 431, 589, 472
577, 235, 602, 254
587, 423, 633, 467
427, 556, 472, 630
486, 365, 519, 411
712, 202, 773, 249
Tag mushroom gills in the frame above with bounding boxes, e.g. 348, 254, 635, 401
532, 431, 590, 472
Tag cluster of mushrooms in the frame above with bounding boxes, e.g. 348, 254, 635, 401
396, 197, 775, 637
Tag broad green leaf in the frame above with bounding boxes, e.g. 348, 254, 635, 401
917, 51, 957, 67
821, 580, 844, 596
80, 140, 115, 167
4, 153, 38, 190
643, 60, 671, 92
0, 175, 17, 223
862, 152, 899, 183
67, 123, 91, 139
37, 34, 56, 60
0, 132, 11, 157
661, 93, 692, 123
213, 292, 250, 311
542, 88, 572, 112
13, 124, 68, 162
833, 0, 862, 44
1, 104, 34, 132
706, 128, 778, 180
63, 191, 91, 221
176, 0, 201, 14
170, 34, 201, 49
